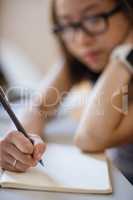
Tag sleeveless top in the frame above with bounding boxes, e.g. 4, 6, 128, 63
109, 144, 133, 181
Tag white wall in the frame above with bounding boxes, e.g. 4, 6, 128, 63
0, 0, 60, 76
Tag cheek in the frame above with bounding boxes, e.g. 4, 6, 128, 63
97, 15, 130, 52
65, 42, 80, 57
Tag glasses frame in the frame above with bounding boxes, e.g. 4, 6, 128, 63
52, 2, 124, 39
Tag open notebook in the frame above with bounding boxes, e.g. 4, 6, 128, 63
0, 143, 112, 194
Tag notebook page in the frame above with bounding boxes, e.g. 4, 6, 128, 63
0, 144, 112, 193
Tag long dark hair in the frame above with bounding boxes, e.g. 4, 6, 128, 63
51, 0, 133, 84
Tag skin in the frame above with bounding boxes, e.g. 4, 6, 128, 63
56, 0, 131, 72
55, 0, 133, 151
0, 132, 46, 172
0, 0, 133, 172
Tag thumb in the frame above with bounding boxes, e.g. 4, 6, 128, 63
28, 133, 47, 161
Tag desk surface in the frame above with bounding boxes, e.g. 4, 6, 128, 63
0, 116, 133, 199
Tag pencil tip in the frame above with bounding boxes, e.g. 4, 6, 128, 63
39, 160, 44, 167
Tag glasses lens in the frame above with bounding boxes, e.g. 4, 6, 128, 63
84, 17, 106, 35
61, 26, 75, 41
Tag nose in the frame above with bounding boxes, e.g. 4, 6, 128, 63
74, 29, 95, 46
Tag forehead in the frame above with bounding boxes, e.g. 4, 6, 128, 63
56, 0, 116, 17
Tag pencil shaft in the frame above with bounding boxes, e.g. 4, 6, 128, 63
0, 93, 27, 136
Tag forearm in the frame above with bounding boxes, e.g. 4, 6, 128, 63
20, 63, 73, 137
20, 107, 46, 137
75, 60, 132, 152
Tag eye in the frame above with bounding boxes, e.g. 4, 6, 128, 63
85, 16, 103, 24
83, 15, 106, 34
58, 18, 71, 26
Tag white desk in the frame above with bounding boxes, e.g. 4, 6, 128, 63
0, 116, 133, 199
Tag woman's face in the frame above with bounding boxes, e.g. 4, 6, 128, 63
56, 0, 132, 72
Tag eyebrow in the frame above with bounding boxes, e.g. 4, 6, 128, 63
81, 3, 100, 14
58, 15, 71, 21
58, 3, 99, 20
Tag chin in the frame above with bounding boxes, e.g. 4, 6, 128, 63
86, 62, 105, 73
82, 54, 108, 73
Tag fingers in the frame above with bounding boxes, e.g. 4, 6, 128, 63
33, 143, 46, 161
0, 132, 37, 172
0, 131, 46, 173
28, 134, 46, 161
1, 153, 31, 173
2, 142, 36, 167
6, 131, 34, 154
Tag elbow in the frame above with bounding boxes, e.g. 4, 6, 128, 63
74, 130, 113, 153
74, 133, 106, 153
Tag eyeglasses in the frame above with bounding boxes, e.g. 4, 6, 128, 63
53, 3, 123, 41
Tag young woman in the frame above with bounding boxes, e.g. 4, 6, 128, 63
0, 0, 133, 183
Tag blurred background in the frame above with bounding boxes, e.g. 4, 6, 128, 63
0, 0, 90, 121
0, 0, 60, 90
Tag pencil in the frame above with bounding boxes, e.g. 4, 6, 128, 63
0, 87, 44, 167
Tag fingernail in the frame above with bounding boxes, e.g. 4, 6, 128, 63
33, 161, 37, 167
37, 154, 42, 160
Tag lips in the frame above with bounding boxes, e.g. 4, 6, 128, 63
83, 50, 100, 64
